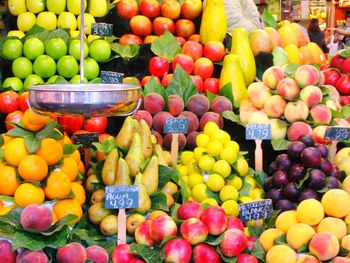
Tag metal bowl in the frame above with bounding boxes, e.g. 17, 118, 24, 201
28, 84, 142, 117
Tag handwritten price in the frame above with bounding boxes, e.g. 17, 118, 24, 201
245, 124, 271, 140
325, 127, 350, 141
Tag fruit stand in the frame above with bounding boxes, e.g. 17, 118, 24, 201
2, 0, 350, 263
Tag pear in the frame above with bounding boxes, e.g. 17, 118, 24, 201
125, 132, 144, 177
134, 173, 151, 215
142, 156, 159, 195
67, 0, 87, 15
101, 148, 119, 186
89, 0, 108, 18
137, 119, 153, 159
46, 0, 66, 14
8, 0, 27, 16
114, 157, 131, 186
163, 151, 173, 167
115, 116, 139, 149
153, 144, 168, 166
26, 0, 45, 13
88, 202, 113, 225
100, 214, 118, 236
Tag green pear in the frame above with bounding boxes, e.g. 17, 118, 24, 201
125, 132, 144, 177
26, 0, 45, 13
101, 148, 119, 186
115, 116, 139, 149
8, 0, 27, 16
46, 0, 66, 14
137, 119, 153, 160
89, 0, 108, 18
114, 157, 131, 186
67, 0, 87, 15
134, 173, 151, 215
142, 156, 159, 195
153, 144, 168, 166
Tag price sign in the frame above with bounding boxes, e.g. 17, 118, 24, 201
163, 118, 189, 134
105, 185, 139, 209
101, 71, 124, 84
239, 199, 274, 222
245, 124, 271, 140
325, 127, 350, 141
91, 23, 113, 36
73, 132, 99, 148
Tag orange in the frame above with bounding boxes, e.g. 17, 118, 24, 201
53, 199, 83, 225
22, 108, 51, 132
18, 154, 48, 181
36, 138, 63, 165
78, 161, 85, 174
0, 165, 20, 196
4, 137, 29, 166
59, 156, 79, 181
44, 171, 71, 200
69, 149, 81, 163
70, 182, 86, 205
61, 135, 72, 145
14, 183, 45, 207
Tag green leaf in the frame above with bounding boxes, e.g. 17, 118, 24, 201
64, 144, 81, 155
216, 246, 238, 263
110, 42, 140, 59
34, 214, 78, 236
205, 189, 221, 202
219, 83, 234, 106
150, 191, 169, 211
143, 77, 166, 100
0, 134, 3, 147
205, 232, 225, 246
158, 165, 179, 189
165, 65, 198, 106
330, 108, 344, 119
296, 171, 310, 189
170, 203, 181, 219
6, 123, 34, 138
89, 77, 101, 84
0, 222, 16, 239
222, 110, 244, 126
238, 181, 252, 197
272, 47, 289, 67
92, 137, 116, 154
274, 234, 287, 245
24, 25, 50, 43
264, 209, 280, 230
262, 9, 278, 28
253, 171, 267, 190
178, 175, 189, 203
297, 243, 309, 253
160, 235, 178, 246
206, 91, 217, 102
24, 135, 40, 154
283, 63, 299, 78
0, 195, 15, 202
251, 239, 266, 262
35, 120, 63, 141
130, 244, 165, 263
247, 225, 264, 238
150, 30, 181, 62
271, 139, 291, 151
341, 105, 350, 119
339, 46, 350, 58
0, 207, 21, 227
46, 28, 70, 43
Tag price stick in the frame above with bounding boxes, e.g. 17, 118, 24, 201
245, 124, 271, 171
325, 127, 350, 162
105, 185, 139, 245
163, 118, 189, 165
73, 132, 99, 169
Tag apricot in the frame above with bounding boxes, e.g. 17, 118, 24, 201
210, 96, 232, 114
321, 189, 350, 218
249, 28, 272, 56
56, 242, 87, 263
187, 94, 210, 117
264, 27, 282, 48
317, 217, 347, 240
17, 250, 48, 263
309, 232, 340, 261
331, 257, 350, 263
199, 111, 223, 130
266, 244, 297, 263
152, 111, 173, 133
275, 210, 299, 234
0, 240, 17, 262
286, 223, 315, 250
178, 111, 199, 132
143, 92, 165, 114
168, 94, 184, 117
20, 204, 53, 232
296, 255, 320, 263
259, 228, 284, 252
86, 245, 109, 263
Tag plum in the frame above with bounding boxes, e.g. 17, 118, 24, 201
266, 188, 282, 203
299, 134, 315, 147
168, 94, 184, 117
287, 141, 306, 161
328, 177, 341, 189
298, 188, 320, 202
275, 199, 296, 212
210, 96, 233, 114
301, 147, 322, 168
319, 158, 333, 175
328, 164, 341, 179
282, 183, 300, 201
306, 169, 326, 190
288, 163, 306, 182
186, 131, 199, 150
315, 144, 328, 158
275, 154, 292, 171
268, 161, 278, 175
264, 176, 273, 191
187, 94, 210, 117
272, 170, 289, 188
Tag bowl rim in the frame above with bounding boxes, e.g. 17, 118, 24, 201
28, 83, 141, 92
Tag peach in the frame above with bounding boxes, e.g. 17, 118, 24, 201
152, 111, 173, 133
247, 110, 269, 124
264, 95, 286, 118
56, 242, 87, 263
135, 220, 155, 247
309, 232, 340, 261
296, 255, 320, 263
168, 94, 184, 117
310, 104, 332, 124
318, 71, 325, 86
0, 240, 17, 262
312, 126, 331, 145
17, 250, 48, 263
268, 118, 287, 140
249, 28, 272, 56
331, 257, 350, 263
133, 110, 153, 127
239, 100, 258, 124
334, 118, 350, 128
317, 217, 347, 240
178, 111, 199, 132
326, 99, 341, 111
20, 204, 53, 232
324, 85, 340, 101
300, 85, 323, 108
264, 27, 282, 48
276, 77, 300, 100
287, 121, 312, 141
86, 245, 109, 263
287, 223, 315, 250
262, 66, 285, 90
210, 96, 233, 114
187, 94, 210, 117
199, 111, 223, 130
163, 133, 187, 151
284, 101, 309, 123
294, 65, 320, 87
247, 82, 272, 109
143, 92, 165, 114
340, 234, 350, 251
186, 130, 199, 150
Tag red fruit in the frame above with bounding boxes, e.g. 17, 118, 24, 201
83, 116, 108, 134
164, 238, 192, 263
172, 53, 194, 74
152, 17, 175, 36
129, 15, 152, 37
112, 244, 135, 263
330, 53, 345, 69
161, 0, 181, 20
180, 218, 209, 245
141, 75, 161, 87
322, 69, 341, 86
149, 215, 178, 243
119, 34, 143, 45
203, 77, 220, 94
149, 56, 170, 78
0, 90, 19, 114
182, 41, 203, 61
237, 254, 259, 263
336, 74, 350, 95
177, 200, 203, 220
0, 240, 17, 263
188, 34, 200, 42
190, 75, 204, 92
175, 36, 186, 46
59, 115, 84, 134
129, 259, 145, 263
139, 0, 160, 18
181, 0, 202, 20
175, 19, 195, 39
161, 73, 173, 86
193, 243, 221, 263
99, 133, 111, 142
220, 229, 248, 257
203, 41, 226, 62
5, 110, 23, 130
200, 206, 228, 235
19, 91, 29, 112
340, 95, 350, 106
341, 57, 350, 73
116, 0, 139, 20
226, 216, 244, 232
193, 57, 214, 80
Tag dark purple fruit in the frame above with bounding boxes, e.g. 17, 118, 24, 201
268, 161, 278, 176
282, 183, 300, 201
315, 144, 328, 158
307, 169, 326, 190
328, 164, 341, 180
275, 154, 292, 171
275, 199, 296, 212
288, 163, 306, 182
319, 158, 333, 175
287, 141, 306, 161
264, 176, 273, 191
328, 177, 341, 189
298, 188, 320, 203
301, 147, 322, 168
266, 188, 282, 203
272, 170, 289, 188
299, 134, 315, 147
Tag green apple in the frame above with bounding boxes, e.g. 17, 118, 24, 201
69, 39, 89, 61
2, 38, 23, 61
45, 38, 67, 60
12, 57, 33, 79
89, 39, 111, 62
70, 75, 88, 84
3, 77, 23, 91
23, 74, 44, 90
33, 55, 56, 78
17, 11, 36, 32
57, 55, 79, 79
36, 11, 57, 31
23, 37, 44, 60
46, 0, 66, 14
83, 58, 100, 80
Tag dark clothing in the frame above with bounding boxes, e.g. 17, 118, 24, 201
308, 30, 328, 53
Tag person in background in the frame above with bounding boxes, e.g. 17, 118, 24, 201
333, 11, 350, 48
308, 18, 328, 53
325, 29, 341, 57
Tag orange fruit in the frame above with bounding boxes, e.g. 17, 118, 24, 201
4, 137, 29, 166
22, 108, 51, 132
61, 135, 72, 145
53, 199, 83, 225
14, 183, 45, 207
69, 149, 81, 163
59, 156, 79, 181
44, 171, 71, 200
70, 182, 86, 205
78, 161, 85, 174
18, 154, 48, 181
36, 138, 63, 165
0, 165, 20, 196
2, 134, 13, 145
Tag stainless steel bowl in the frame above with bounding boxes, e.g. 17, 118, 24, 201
28, 84, 142, 117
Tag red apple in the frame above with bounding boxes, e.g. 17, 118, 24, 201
220, 229, 248, 257
161, 73, 173, 86
203, 41, 226, 62
246, 236, 256, 251
0, 90, 19, 114
341, 57, 350, 73
182, 41, 203, 61
330, 53, 345, 69
161, 0, 181, 20
149, 56, 170, 78
116, 0, 139, 20
19, 91, 29, 112
226, 216, 244, 232
164, 238, 192, 263
153, 17, 175, 36
135, 220, 155, 247
119, 34, 143, 45
340, 95, 350, 106
190, 75, 203, 92
149, 215, 178, 243
5, 110, 23, 130
175, 19, 195, 38
193, 57, 214, 80
175, 36, 186, 46
141, 75, 161, 86
112, 244, 135, 263
59, 115, 84, 134
200, 206, 227, 235
181, 0, 202, 19
139, 0, 161, 18
237, 254, 259, 263
180, 218, 209, 245
172, 53, 194, 74
203, 77, 220, 94
188, 34, 200, 42
193, 243, 221, 263
323, 69, 341, 87
177, 200, 203, 220
336, 74, 350, 95
129, 15, 152, 37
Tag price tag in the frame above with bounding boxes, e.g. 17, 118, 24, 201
163, 118, 189, 134
239, 199, 274, 222
91, 23, 113, 36
101, 71, 124, 84
73, 132, 99, 148
105, 185, 139, 209
245, 124, 271, 140
325, 127, 350, 141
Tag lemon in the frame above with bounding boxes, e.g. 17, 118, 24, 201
89, 0, 108, 17
7, 30, 25, 39
58, 12, 77, 31
181, 151, 195, 165
196, 133, 210, 148
194, 147, 207, 161
220, 185, 238, 202
26, 0, 45, 13
46, 0, 66, 14
203, 121, 220, 137
226, 176, 243, 190
222, 200, 239, 216
244, 175, 256, 188
70, 30, 83, 39
201, 198, 218, 207
77, 13, 96, 35
181, 175, 189, 185
211, 130, 230, 144
239, 196, 252, 203
236, 158, 249, 176
187, 159, 201, 175
212, 159, 231, 178
36, 11, 57, 31
87, 34, 101, 43
206, 140, 223, 157
8, 0, 27, 16
220, 147, 238, 164
191, 183, 208, 202
188, 173, 204, 189
250, 188, 263, 200
198, 155, 215, 172
176, 164, 188, 177
206, 173, 225, 192
224, 140, 240, 152
17, 11, 36, 32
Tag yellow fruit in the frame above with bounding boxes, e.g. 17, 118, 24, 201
188, 173, 204, 189
53, 199, 83, 225
334, 147, 350, 166
206, 173, 225, 192
238, 196, 252, 203
44, 171, 71, 200
176, 164, 188, 177
212, 159, 231, 178
321, 189, 350, 218
220, 147, 238, 164
266, 245, 297, 263
259, 228, 284, 252
194, 147, 207, 161
14, 183, 45, 207
180, 151, 195, 165
286, 223, 315, 250
244, 175, 257, 188
235, 158, 249, 176
57, 11, 77, 31
0, 165, 20, 196
36, 138, 63, 165
201, 197, 218, 207
17, 12, 36, 32
221, 199, 239, 216
275, 210, 299, 234
203, 121, 220, 136
317, 217, 347, 240
224, 140, 240, 151
226, 176, 243, 190
18, 154, 48, 182
191, 183, 208, 202
196, 133, 210, 148
338, 157, 350, 175
69, 149, 81, 163
342, 175, 350, 195
7, 30, 25, 39
187, 159, 201, 174
36, 11, 57, 31
219, 185, 238, 202
22, 108, 50, 132
70, 182, 86, 206
8, 0, 27, 16
0, 206, 15, 216
59, 156, 79, 181
67, 0, 87, 15
4, 137, 29, 166
211, 130, 231, 144
77, 13, 95, 35
26, 0, 45, 13
198, 155, 215, 172
296, 198, 324, 225
249, 188, 263, 200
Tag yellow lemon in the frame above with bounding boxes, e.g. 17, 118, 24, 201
224, 140, 240, 152
226, 176, 243, 190
212, 159, 231, 178
198, 155, 215, 172
191, 183, 208, 202
194, 147, 207, 161
201, 197, 218, 207
236, 158, 249, 176
211, 130, 230, 144
206, 173, 225, 192
196, 133, 210, 148
219, 185, 238, 202
188, 173, 204, 189
206, 139, 223, 157
180, 151, 195, 165
203, 121, 220, 137
221, 200, 239, 216
220, 147, 238, 164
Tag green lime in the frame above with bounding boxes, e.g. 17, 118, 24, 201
12, 57, 33, 79
2, 38, 23, 61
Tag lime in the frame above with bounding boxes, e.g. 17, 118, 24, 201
17, 11, 36, 32
211, 130, 230, 144
8, 0, 27, 16
219, 185, 238, 202
180, 151, 195, 165
188, 173, 204, 189
2, 38, 23, 61
191, 183, 208, 202
2, 77, 23, 91
69, 40, 89, 60
26, 0, 45, 13
57, 55, 79, 79
7, 31, 25, 39
249, 188, 263, 200
23, 74, 44, 89
220, 147, 238, 164
198, 155, 215, 172
176, 164, 188, 177
226, 176, 243, 190
194, 147, 207, 161
33, 55, 56, 78
89, 39, 111, 63
45, 38, 67, 60
83, 58, 99, 80
206, 173, 225, 192
36, 11, 57, 31
201, 198, 218, 207
224, 140, 240, 152
12, 57, 33, 79
57, 12, 77, 31
206, 139, 223, 157
221, 200, 239, 216
23, 37, 44, 61
212, 159, 231, 178
236, 158, 249, 176
70, 75, 88, 84
203, 121, 220, 137
77, 13, 95, 35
